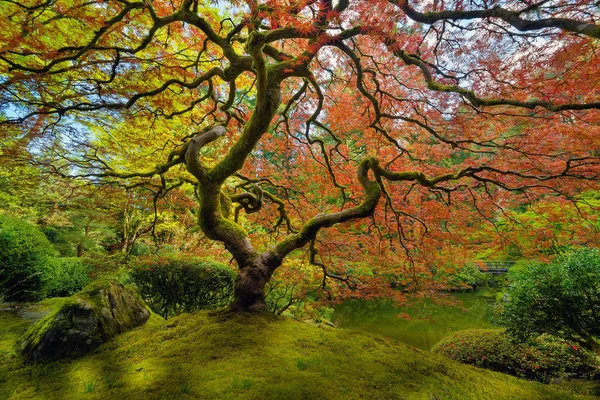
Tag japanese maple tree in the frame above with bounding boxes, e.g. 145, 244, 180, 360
1, 0, 599, 311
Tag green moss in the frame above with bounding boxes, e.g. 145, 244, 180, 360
1, 310, 596, 399
76, 279, 149, 337
220, 191, 232, 219
18, 297, 80, 355
428, 81, 455, 92
219, 218, 249, 239
77, 278, 115, 297
17, 279, 152, 362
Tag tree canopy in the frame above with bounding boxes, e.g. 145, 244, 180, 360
1, 0, 599, 310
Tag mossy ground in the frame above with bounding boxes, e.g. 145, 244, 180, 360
0, 299, 67, 354
0, 306, 596, 400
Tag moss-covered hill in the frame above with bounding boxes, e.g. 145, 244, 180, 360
0, 304, 595, 400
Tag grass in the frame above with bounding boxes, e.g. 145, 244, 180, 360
0, 304, 597, 399
82, 379, 98, 394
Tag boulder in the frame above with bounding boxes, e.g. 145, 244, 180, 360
19, 279, 150, 362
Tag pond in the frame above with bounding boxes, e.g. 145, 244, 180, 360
332, 291, 497, 350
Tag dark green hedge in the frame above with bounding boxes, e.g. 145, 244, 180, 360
432, 329, 599, 383
0, 215, 55, 302
131, 258, 235, 318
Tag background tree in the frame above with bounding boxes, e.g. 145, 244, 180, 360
1, 0, 599, 311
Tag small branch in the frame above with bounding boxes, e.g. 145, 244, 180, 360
270, 157, 382, 263
389, 45, 600, 111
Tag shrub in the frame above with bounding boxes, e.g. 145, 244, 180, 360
41, 257, 92, 298
129, 242, 151, 256
130, 258, 235, 318
0, 215, 55, 302
41, 226, 75, 257
444, 264, 489, 290
506, 258, 532, 276
497, 248, 600, 350
432, 329, 599, 383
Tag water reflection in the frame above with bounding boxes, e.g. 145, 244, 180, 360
332, 292, 496, 350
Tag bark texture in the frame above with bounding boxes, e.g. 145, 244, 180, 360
229, 263, 273, 312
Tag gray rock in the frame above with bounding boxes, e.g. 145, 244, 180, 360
19, 279, 150, 362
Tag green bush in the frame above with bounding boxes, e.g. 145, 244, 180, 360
445, 264, 489, 289
129, 242, 151, 256
41, 257, 92, 297
130, 258, 235, 318
0, 215, 55, 302
506, 259, 532, 277
41, 226, 74, 257
498, 248, 600, 350
432, 329, 599, 383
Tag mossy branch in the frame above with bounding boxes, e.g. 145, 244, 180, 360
234, 174, 298, 233
184, 125, 226, 182
394, 0, 600, 39
209, 32, 283, 184
270, 157, 382, 264
230, 186, 263, 215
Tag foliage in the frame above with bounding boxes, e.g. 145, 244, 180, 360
439, 263, 489, 290
0, 215, 55, 302
37, 189, 120, 257
482, 192, 600, 260
0, 150, 42, 219
454, 264, 488, 289
497, 248, 600, 350
131, 258, 235, 318
506, 259, 533, 277
47, 211, 115, 257
1, 310, 597, 399
40, 258, 92, 298
264, 257, 321, 316
41, 226, 73, 257
432, 329, 600, 383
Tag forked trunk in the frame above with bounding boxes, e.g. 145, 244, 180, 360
228, 263, 273, 312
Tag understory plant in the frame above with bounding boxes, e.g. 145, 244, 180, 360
0, 215, 55, 302
440, 263, 489, 290
131, 257, 235, 318
432, 329, 599, 383
498, 248, 600, 351
40, 257, 92, 298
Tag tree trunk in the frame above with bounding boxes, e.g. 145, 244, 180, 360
228, 263, 273, 312
76, 243, 85, 257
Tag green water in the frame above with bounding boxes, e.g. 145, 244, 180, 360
332, 291, 497, 350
